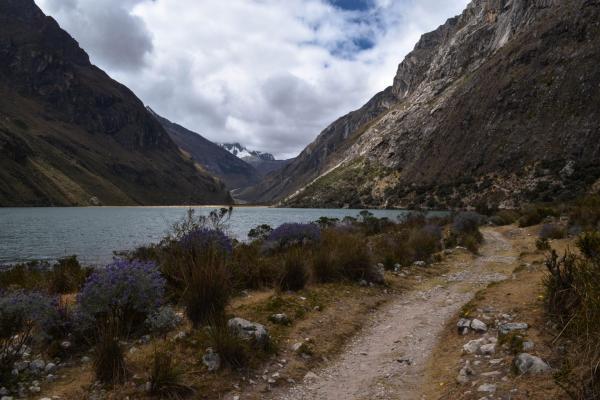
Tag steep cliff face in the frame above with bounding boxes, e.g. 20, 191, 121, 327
252, 0, 600, 208
0, 0, 232, 206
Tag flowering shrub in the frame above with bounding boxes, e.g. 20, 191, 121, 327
180, 228, 233, 254
267, 223, 320, 247
77, 260, 165, 330
0, 290, 59, 379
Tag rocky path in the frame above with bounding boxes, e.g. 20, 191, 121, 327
272, 229, 516, 400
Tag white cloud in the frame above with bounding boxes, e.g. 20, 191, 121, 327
36, 0, 469, 159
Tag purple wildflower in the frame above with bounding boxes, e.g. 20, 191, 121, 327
267, 223, 321, 246
179, 228, 233, 254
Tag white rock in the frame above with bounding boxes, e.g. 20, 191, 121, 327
202, 348, 221, 372
463, 338, 487, 354
44, 363, 56, 373
480, 343, 496, 355
477, 383, 496, 393
470, 319, 488, 332
228, 318, 270, 347
514, 353, 550, 374
1, 396, 14, 400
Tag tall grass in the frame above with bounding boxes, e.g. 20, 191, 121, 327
544, 233, 600, 398
149, 349, 193, 399
93, 316, 127, 384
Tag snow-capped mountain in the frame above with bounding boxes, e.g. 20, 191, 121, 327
220, 143, 276, 162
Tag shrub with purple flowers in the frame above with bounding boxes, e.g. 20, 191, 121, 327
267, 223, 321, 247
179, 228, 233, 255
0, 290, 59, 380
77, 259, 165, 334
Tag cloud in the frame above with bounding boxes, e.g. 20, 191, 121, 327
35, 0, 469, 159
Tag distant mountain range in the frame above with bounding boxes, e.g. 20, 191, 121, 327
0, 0, 231, 206
220, 143, 276, 162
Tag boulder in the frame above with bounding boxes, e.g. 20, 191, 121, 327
413, 261, 427, 267
470, 319, 488, 333
480, 343, 496, 355
499, 322, 529, 335
304, 372, 319, 382
457, 318, 471, 334
228, 318, 270, 347
368, 264, 385, 284
514, 353, 550, 374
463, 338, 487, 354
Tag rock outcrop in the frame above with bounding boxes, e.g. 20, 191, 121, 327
246, 0, 600, 209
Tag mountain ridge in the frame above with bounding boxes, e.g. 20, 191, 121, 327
0, 0, 232, 206
245, 0, 600, 209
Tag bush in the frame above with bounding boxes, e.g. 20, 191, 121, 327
277, 249, 309, 292
490, 210, 520, 226
179, 228, 233, 255
149, 350, 193, 398
311, 245, 341, 283
569, 195, 600, 232
544, 235, 600, 398
0, 291, 59, 380
267, 223, 321, 247
248, 224, 273, 241
577, 231, 600, 260
536, 238, 551, 251
539, 224, 566, 240
49, 256, 89, 294
334, 232, 373, 281
407, 225, 442, 262
446, 212, 484, 253
229, 243, 277, 290
518, 205, 559, 227
93, 315, 126, 384
206, 320, 249, 368
146, 306, 182, 338
77, 259, 165, 335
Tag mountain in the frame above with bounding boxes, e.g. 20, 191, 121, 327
221, 142, 293, 177
221, 143, 276, 162
148, 109, 261, 190
245, 0, 600, 209
0, 0, 232, 206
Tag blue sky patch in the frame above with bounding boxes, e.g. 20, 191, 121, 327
328, 0, 373, 11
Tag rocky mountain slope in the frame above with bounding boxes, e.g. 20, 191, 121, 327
0, 0, 231, 206
148, 110, 261, 190
246, 0, 600, 209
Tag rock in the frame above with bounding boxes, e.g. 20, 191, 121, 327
463, 338, 487, 354
46, 374, 57, 382
60, 341, 72, 350
477, 383, 496, 393
481, 371, 501, 377
413, 261, 426, 267
456, 362, 474, 385
44, 363, 56, 373
499, 322, 529, 335
514, 353, 550, 375
202, 348, 221, 372
1, 396, 14, 400
28, 386, 41, 393
173, 331, 187, 340
129, 347, 138, 354
480, 343, 496, 355
269, 313, 290, 325
139, 335, 151, 345
470, 319, 488, 333
291, 342, 303, 352
359, 279, 368, 287
30, 359, 45, 371
0, 389, 7, 396
369, 264, 385, 284
228, 318, 270, 347
303, 372, 319, 382
13, 361, 29, 371
523, 341, 535, 351
81, 356, 91, 363
457, 318, 471, 334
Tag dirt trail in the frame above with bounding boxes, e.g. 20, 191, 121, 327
272, 228, 517, 400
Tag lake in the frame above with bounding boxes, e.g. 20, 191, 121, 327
0, 207, 427, 266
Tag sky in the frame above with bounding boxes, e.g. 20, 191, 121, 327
36, 0, 470, 159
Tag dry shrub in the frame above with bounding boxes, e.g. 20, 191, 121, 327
544, 233, 600, 398
311, 229, 373, 282
229, 243, 277, 290
539, 223, 566, 240
206, 319, 249, 369
149, 350, 193, 399
93, 317, 127, 384
490, 210, 520, 226
518, 205, 559, 227
277, 249, 309, 292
